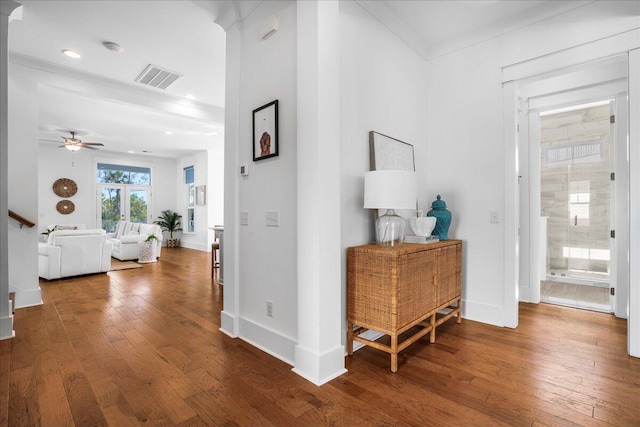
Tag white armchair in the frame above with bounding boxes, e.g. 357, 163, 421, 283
38, 229, 112, 280
107, 221, 163, 261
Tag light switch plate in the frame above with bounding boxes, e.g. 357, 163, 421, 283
490, 211, 499, 223
240, 211, 249, 226
266, 210, 280, 227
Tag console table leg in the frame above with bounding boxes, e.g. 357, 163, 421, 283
457, 298, 462, 324
347, 322, 354, 356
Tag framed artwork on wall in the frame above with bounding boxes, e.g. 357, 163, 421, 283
369, 131, 417, 222
369, 131, 415, 171
253, 100, 279, 161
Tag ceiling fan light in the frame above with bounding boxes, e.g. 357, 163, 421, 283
65, 144, 81, 152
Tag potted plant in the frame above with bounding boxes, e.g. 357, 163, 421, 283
155, 210, 182, 248
139, 234, 158, 263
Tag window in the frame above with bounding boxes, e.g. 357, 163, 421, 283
569, 180, 590, 226
184, 166, 195, 233
97, 163, 151, 184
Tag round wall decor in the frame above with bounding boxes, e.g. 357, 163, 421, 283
52, 178, 78, 198
56, 200, 75, 215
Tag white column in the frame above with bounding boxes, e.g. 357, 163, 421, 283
0, 1, 20, 340
628, 48, 640, 357
220, 17, 242, 337
502, 81, 519, 328
293, 0, 346, 385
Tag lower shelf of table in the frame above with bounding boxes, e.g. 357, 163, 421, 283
347, 297, 462, 372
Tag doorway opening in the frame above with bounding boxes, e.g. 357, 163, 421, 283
538, 101, 613, 312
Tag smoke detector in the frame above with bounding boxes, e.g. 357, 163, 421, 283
102, 41, 124, 53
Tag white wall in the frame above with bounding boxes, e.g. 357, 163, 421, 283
223, 1, 299, 363
8, 61, 40, 308
425, 1, 640, 326
207, 145, 224, 239
177, 151, 213, 251
339, 1, 430, 337
38, 143, 177, 233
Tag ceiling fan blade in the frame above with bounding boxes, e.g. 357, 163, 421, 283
82, 145, 100, 150
78, 142, 104, 146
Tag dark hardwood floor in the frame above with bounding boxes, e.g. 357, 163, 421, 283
2, 247, 639, 426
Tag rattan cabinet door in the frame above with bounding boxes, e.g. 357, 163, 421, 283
396, 249, 436, 329
435, 243, 462, 306
347, 248, 395, 333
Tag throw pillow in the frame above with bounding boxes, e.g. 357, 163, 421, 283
115, 220, 127, 238
54, 225, 77, 231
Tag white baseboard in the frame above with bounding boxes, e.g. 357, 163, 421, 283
238, 316, 296, 366
220, 310, 237, 337
179, 240, 208, 252
292, 343, 347, 386
10, 286, 42, 309
462, 299, 505, 327
0, 305, 14, 340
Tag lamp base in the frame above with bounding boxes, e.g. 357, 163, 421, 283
375, 210, 405, 246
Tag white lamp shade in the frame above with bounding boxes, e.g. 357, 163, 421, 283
364, 170, 417, 209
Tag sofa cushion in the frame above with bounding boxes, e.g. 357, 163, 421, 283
47, 229, 106, 245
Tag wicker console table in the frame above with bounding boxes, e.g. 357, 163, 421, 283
346, 240, 462, 372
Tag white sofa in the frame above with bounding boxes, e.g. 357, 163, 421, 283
107, 220, 163, 261
38, 229, 112, 280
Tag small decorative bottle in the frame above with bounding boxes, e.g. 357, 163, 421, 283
427, 195, 452, 241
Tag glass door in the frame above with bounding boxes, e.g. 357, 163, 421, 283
540, 102, 612, 312
100, 185, 123, 232
98, 184, 152, 232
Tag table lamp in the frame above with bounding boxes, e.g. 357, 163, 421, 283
364, 170, 417, 246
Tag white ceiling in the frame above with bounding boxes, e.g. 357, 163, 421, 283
357, 0, 594, 60
7, 0, 591, 158
9, 0, 227, 158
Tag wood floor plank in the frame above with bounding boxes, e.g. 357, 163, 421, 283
8, 366, 40, 426
33, 350, 75, 427
0, 340, 11, 427
5, 247, 640, 426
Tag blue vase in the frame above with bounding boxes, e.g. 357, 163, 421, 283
427, 195, 451, 241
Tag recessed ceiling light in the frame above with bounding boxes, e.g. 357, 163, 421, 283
165, 131, 173, 135
185, 94, 196, 100
62, 49, 81, 59
205, 131, 218, 136
127, 150, 134, 154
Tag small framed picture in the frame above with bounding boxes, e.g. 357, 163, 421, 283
253, 100, 278, 161
196, 185, 206, 206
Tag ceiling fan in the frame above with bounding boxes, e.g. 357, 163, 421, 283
59, 131, 104, 151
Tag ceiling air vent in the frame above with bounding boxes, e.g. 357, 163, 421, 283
135, 64, 182, 89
